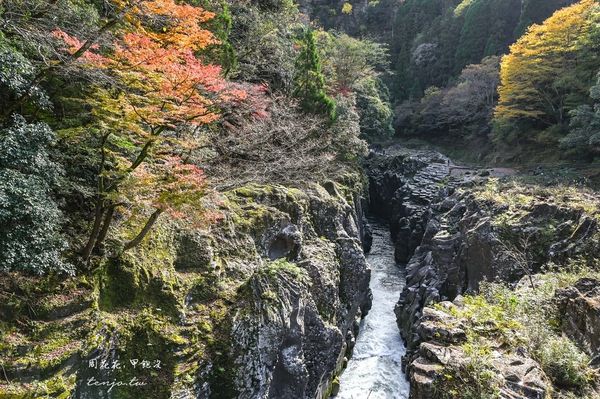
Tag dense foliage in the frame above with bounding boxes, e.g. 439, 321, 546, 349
494, 0, 600, 154
302, 0, 600, 162
317, 31, 393, 138
0, 116, 69, 274
0, 0, 385, 274
395, 56, 499, 140
563, 72, 600, 157
298, 0, 576, 100
1, 1, 599, 398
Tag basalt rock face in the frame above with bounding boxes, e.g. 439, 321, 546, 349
214, 183, 372, 399
396, 189, 599, 358
557, 278, 600, 362
364, 147, 455, 264
408, 301, 551, 399
0, 182, 371, 399
365, 146, 600, 399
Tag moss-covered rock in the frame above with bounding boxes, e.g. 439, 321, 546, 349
0, 178, 371, 399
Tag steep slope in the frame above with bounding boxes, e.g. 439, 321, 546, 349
1, 182, 372, 399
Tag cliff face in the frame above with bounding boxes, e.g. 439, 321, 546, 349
365, 146, 600, 398
0, 182, 372, 399
222, 183, 372, 399
4, 145, 598, 399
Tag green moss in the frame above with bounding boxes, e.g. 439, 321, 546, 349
97, 259, 138, 309
91, 311, 181, 399
1, 304, 91, 376
260, 290, 277, 301
258, 259, 310, 285
95, 220, 183, 318
0, 179, 365, 399
0, 373, 77, 398
188, 275, 220, 303
204, 301, 239, 399
221, 184, 313, 237
436, 264, 600, 397
323, 375, 341, 398
232, 184, 275, 198
473, 178, 599, 220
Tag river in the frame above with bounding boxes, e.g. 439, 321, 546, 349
335, 221, 410, 399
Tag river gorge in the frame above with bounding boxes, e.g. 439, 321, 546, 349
336, 222, 410, 399
2, 147, 599, 399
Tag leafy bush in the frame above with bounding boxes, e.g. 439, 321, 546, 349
537, 335, 594, 389
0, 115, 70, 274
354, 77, 394, 139
482, 270, 599, 393
437, 335, 503, 399
0, 38, 50, 110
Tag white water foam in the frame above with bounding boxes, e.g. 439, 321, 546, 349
335, 223, 410, 399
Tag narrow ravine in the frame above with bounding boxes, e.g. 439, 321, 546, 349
336, 221, 410, 399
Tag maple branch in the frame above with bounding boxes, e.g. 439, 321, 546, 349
123, 208, 164, 251
3, 4, 135, 118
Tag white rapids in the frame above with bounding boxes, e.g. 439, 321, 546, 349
335, 222, 410, 399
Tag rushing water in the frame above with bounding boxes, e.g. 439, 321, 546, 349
335, 222, 410, 399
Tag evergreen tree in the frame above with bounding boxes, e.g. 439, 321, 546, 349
202, 1, 238, 76
515, 0, 577, 37
293, 27, 336, 119
562, 72, 600, 158
455, 0, 491, 70
0, 115, 70, 274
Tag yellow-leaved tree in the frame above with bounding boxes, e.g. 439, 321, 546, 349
494, 0, 600, 141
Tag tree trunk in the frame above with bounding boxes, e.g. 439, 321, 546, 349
93, 204, 117, 253
81, 203, 105, 262
123, 209, 163, 252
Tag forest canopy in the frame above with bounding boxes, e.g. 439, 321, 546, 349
299, 0, 600, 162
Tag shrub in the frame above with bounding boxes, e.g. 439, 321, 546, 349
481, 270, 599, 393
536, 335, 594, 389
0, 115, 70, 274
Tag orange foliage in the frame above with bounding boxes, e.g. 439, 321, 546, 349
52, 0, 245, 129
128, 156, 208, 217
51, 0, 263, 250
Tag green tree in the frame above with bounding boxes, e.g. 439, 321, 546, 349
329, 94, 368, 160
201, 1, 238, 76
0, 115, 70, 274
0, 36, 51, 113
316, 31, 392, 138
561, 72, 600, 158
455, 0, 521, 72
293, 27, 336, 119
455, 0, 491, 70
442, 56, 500, 136
354, 77, 394, 138
317, 31, 389, 93
515, 0, 577, 36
